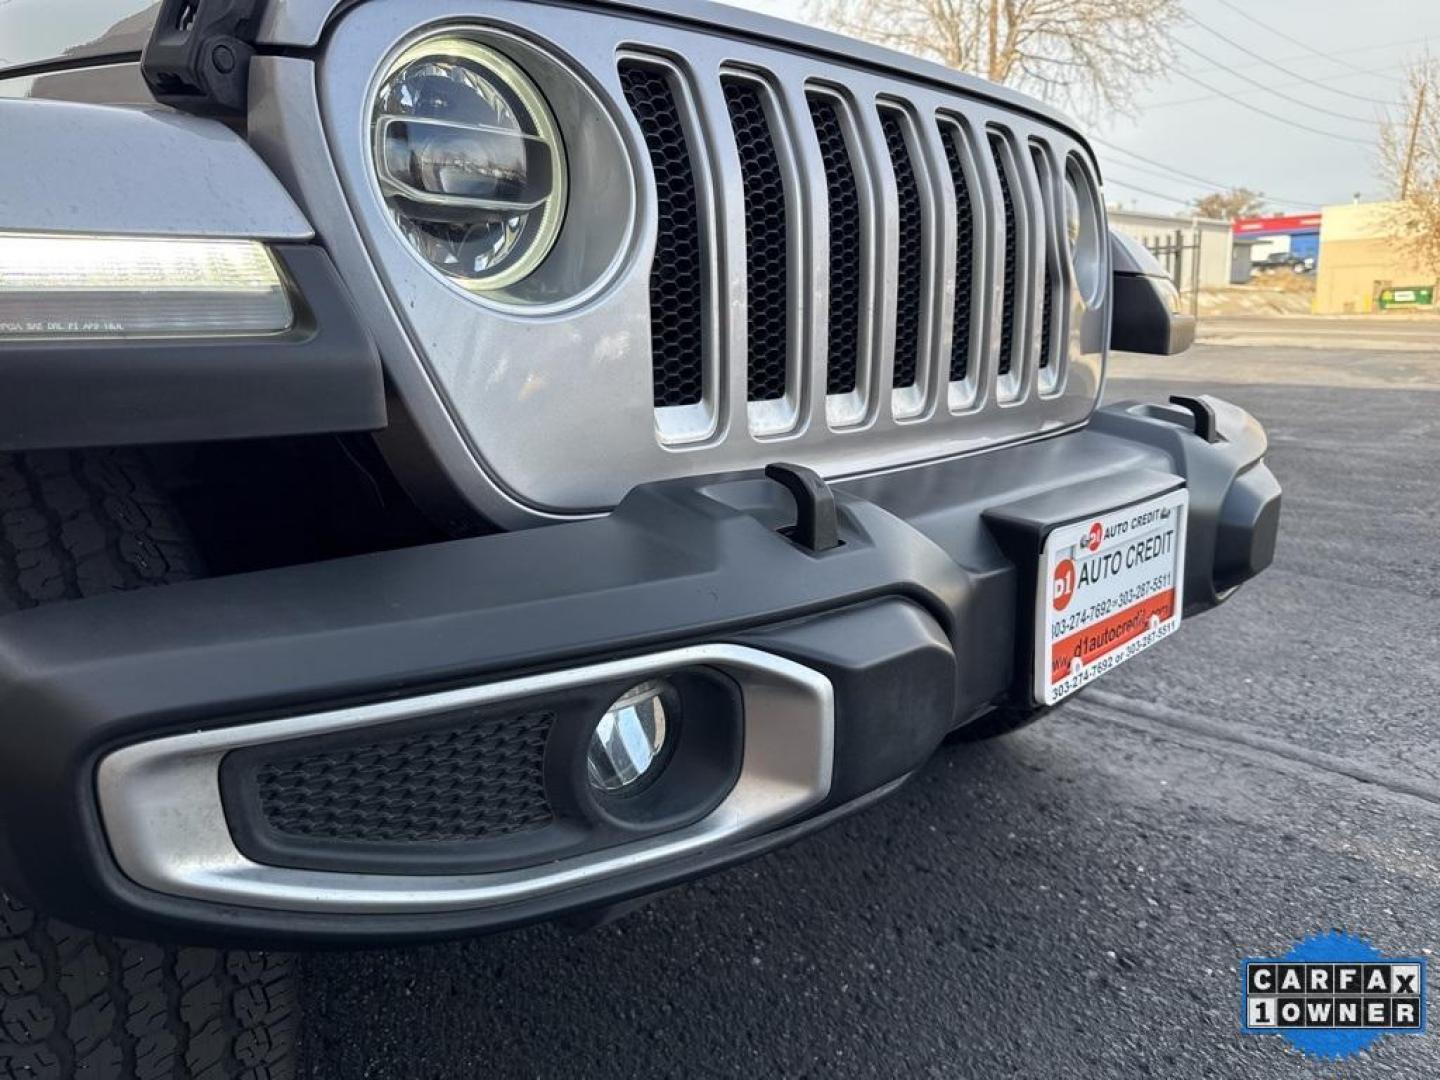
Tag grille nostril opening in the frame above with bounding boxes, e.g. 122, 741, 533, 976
724, 79, 790, 405
1031, 146, 1058, 371
988, 132, 1019, 379
619, 62, 706, 409
880, 109, 923, 392
939, 124, 975, 384
807, 95, 863, 398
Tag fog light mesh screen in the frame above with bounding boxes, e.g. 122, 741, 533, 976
255, 709, 554, 843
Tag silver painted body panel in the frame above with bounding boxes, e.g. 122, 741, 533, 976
288, 0, 1107, 519
0, 97, 312, 239
98, 644, 834, 914
254, 0, 1088, 144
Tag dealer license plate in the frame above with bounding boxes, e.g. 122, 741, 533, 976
1036, 488, 1189, 705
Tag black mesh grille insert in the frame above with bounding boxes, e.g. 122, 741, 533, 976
725, 79, 789, 403
255, 710, 554, 843
881, 110, 923, 390
808, 96, 862, 397
989, 133, 1019, 377
620, 63, 705, 408
939, 125, 975, 383
1031, 147, 1056, 371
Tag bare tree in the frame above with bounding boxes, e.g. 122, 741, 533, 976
806, 0, 1181, 119
1191, 188, 1268, 221
1379, 54, 1440, 277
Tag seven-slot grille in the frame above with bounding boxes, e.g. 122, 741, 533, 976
621, 59, 1077, 435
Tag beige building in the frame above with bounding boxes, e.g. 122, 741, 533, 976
1313, 201, 1438, 314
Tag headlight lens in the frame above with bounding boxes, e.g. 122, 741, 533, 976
373, 38, 567, 291
1063, 174, 1083, 255
1064, 158, 1104, 306
587, 680, 675, 794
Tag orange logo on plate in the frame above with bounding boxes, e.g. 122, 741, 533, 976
1085, 522, 1104, 552
1052, 558, 1076, 611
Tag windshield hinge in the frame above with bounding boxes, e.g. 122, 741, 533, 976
141, 0, 268, 116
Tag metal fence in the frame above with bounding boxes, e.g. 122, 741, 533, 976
1141, 229, 1201, 316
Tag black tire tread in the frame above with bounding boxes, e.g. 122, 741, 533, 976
0, 449, 199, 614
0, 450, 297, 1080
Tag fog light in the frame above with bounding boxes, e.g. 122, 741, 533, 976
587, 680, 674, 793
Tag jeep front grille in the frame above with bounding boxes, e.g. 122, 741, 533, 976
621, 52, 1099, 447
314, 5, 1109, 517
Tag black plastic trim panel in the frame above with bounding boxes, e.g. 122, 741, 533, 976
0, 399, 1277, 946
0, 245, 385, 451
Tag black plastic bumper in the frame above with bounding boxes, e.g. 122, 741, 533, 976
0, 396, 1279, 947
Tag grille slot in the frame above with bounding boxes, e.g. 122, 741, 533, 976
620, 62, 706, 409
880, 109, 923, 391
725, 78, 790, 403
939, 123, 975, 384
808, 95, 863, 398
1031, 145, 1057, 370
988, 132, 1020, 378
255, 710, 554, 844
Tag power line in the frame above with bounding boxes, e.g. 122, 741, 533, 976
1172, 37, 1380, 124
1105, 176, 1197, 208
1179, 36, 1412, 83
1171, 67, 1376, 145
1092, 139, 1324, 208
1151, 62, 1402, 110
1184, 18, 1400, 108
1209, 0, 1407, 79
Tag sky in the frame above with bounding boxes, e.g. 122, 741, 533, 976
732, 0, 1439, 216
3, 0, 1434, 217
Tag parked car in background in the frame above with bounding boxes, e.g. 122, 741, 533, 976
1252, 251, 1313, 276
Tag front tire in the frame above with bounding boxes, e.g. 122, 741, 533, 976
0, 450, 298, 1080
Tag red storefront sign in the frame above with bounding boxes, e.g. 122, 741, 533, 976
1233, 214, 1323, 236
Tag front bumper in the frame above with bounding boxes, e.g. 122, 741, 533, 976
0, 397, 1278, 947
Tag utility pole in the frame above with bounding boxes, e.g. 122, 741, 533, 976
1400, 82, 1427, 201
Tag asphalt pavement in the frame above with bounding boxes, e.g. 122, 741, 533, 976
301, 327, 1440, 1078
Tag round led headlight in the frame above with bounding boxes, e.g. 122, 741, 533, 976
373, 38, 567, 292
1064, 158, 1104, 306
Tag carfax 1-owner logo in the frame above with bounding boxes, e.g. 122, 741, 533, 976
1242, 932, 1428, 1059
1036, 489, 1188, 705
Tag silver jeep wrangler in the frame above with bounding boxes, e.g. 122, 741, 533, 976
0, 1, 1279, 1075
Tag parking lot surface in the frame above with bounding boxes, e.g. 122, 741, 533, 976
302, 329, 1440, 1078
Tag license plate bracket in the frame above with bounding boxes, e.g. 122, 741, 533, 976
1034, 488, 1189, 705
